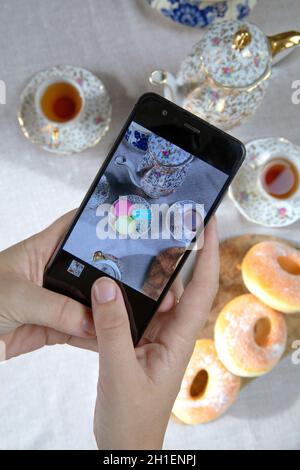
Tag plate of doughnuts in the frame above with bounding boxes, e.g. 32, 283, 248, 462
172, 234, 300, 425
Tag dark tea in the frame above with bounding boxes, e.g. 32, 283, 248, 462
262, 158, 299, 199
40, 81, 82, 123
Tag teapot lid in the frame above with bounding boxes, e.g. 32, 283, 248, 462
196, 20, 271, 88
149, 135, 193, 166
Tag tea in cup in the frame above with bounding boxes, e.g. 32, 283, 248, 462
35, 77, 84, 125
261, 158, 299, 200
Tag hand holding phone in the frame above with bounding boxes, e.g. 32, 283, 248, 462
44, 93, 245, 344
0, 212, 97, 361
92, 218, 219, 450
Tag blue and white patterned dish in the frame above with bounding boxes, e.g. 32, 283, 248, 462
124, 122, 152, 153
147, 0, 257, 29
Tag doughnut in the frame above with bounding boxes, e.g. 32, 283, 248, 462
242, 241, 300, 314
215, 294, 287, 377
172, 339, 241, 425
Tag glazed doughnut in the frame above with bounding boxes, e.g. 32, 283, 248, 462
172, 339, 241, 425
215, 294, 287, 377
242, 241, 300, 314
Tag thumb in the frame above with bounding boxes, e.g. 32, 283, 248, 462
91, 277, 136, 379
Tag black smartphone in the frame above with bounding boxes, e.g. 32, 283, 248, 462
44, 93, 245, 344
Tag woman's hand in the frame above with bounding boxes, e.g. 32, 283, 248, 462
0, 212, 178, 361
92, 218, 219, 450
0, 212, 98, 360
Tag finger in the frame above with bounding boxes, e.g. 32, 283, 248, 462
34, 209, 77, 266
158, 291, 174, 313
2, 327, 98, 361
5, 277, 95, 338
157, 276, 184, 312
91, 277, 136, 381
166, 217, 219, 343
68, 336, 98, 352
2, 210, 78, 280
190, 217, 219, 289
169, 275, 184, 302
1, 325, 70, 360
137, 276, 184, 346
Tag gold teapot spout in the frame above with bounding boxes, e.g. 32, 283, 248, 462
268, 31, 300, 57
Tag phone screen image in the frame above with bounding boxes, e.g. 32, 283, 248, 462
62, 120, 229, 300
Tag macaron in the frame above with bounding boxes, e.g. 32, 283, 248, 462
115, 215, 136, 236
113, 199, 132, 217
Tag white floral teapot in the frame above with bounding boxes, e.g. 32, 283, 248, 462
115, 134, 193, 198
150, 20, 300, 129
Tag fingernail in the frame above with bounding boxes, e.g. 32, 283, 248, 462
93, 278, 117, 304
82, 316, 96, 336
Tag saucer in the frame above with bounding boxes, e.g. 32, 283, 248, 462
92, 251, 122, 281
229, 137, 300, 227
18, 65, 112, 155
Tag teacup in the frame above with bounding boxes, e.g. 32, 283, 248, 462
35, 76, 85, 145
259, 157, 300, 201
167, 200, 204, 244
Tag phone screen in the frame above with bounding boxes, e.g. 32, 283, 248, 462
62, 120, 229, 301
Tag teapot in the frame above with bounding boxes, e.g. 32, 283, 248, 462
115, 134, 193, 198
150, 20, 300, 130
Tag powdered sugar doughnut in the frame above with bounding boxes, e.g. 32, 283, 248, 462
215, 294, 287, 377
242, 241, 300, 314
172, 339, 241, 424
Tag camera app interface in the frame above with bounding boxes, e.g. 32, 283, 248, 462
63, 122, 228, 300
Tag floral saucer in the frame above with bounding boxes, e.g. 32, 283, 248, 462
229, 137, 300, 227
147, 0, 257, 29
18, 65, 112, 155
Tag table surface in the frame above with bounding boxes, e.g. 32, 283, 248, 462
0, 0, 299, 450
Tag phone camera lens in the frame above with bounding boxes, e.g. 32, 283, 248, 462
162, 110, 168, 117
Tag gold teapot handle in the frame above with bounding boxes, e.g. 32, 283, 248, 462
268, 31, 300, 57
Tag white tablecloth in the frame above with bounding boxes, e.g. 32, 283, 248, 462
0, 0, 299, 450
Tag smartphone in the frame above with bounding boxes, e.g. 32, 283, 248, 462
44, 93, 245, 344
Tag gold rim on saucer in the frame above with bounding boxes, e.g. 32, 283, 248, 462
229, 137, 300, 228
18, 64, 112, 155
